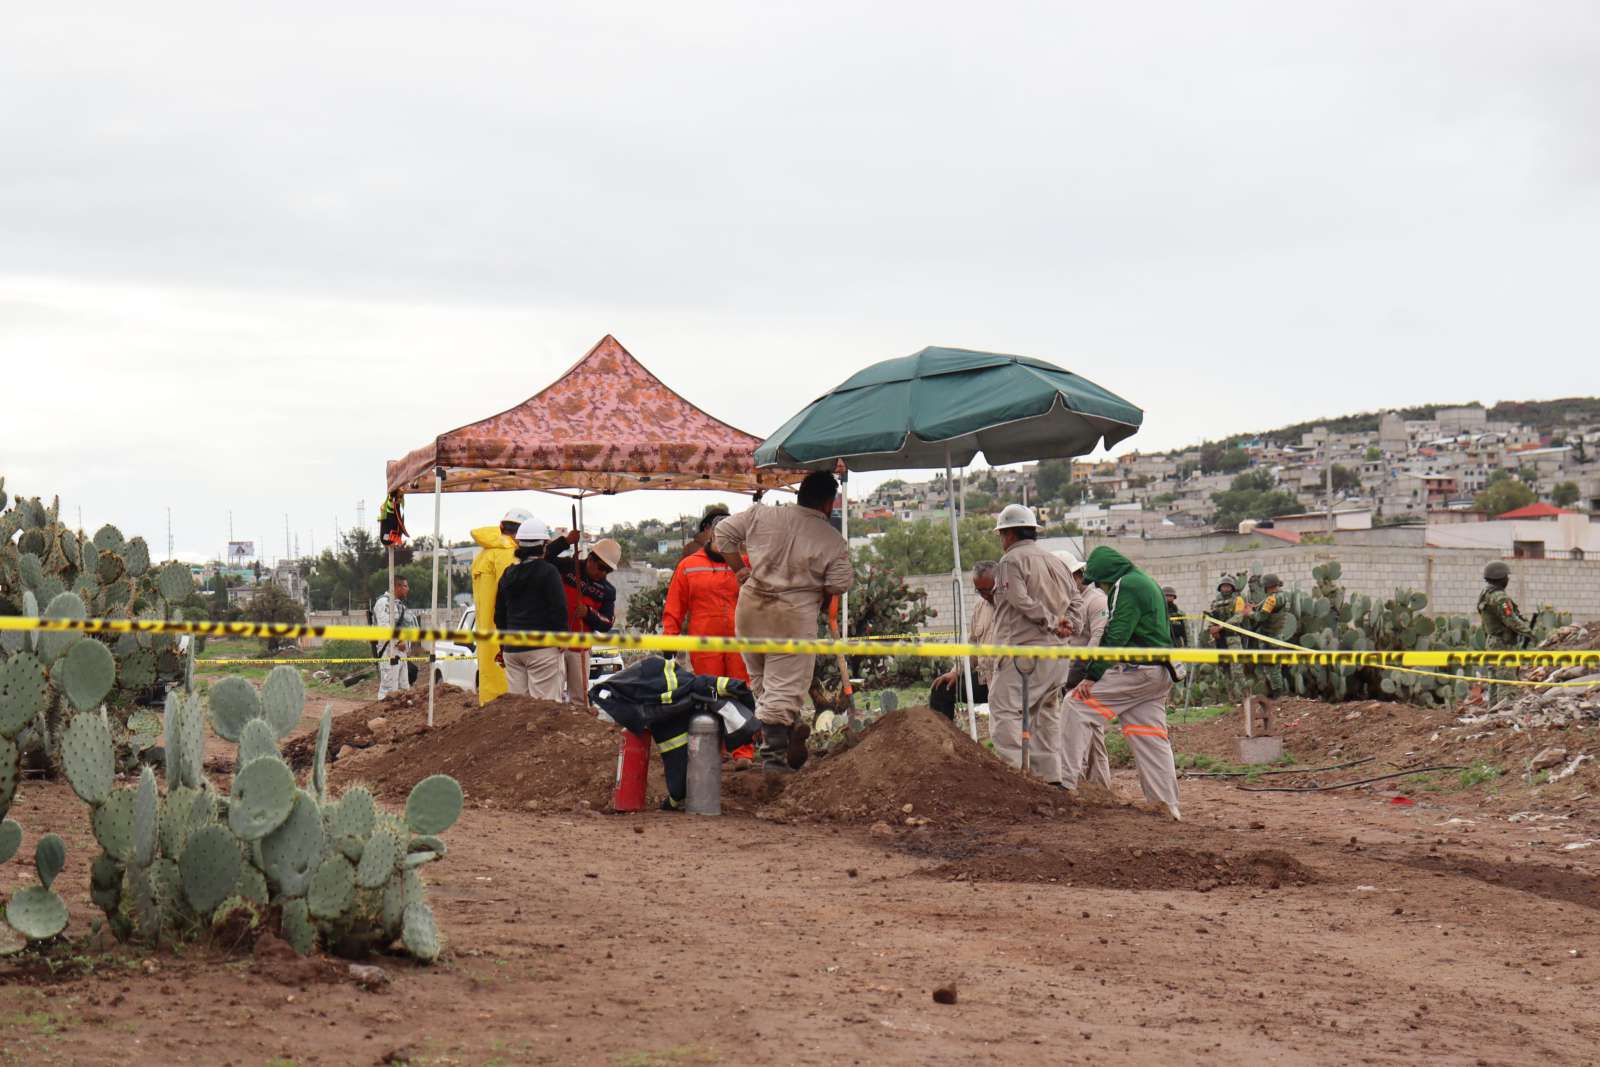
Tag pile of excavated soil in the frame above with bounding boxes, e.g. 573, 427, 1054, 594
1541, 621, 1600, 653
762, 706, 1069, 824
331, 695, 641, 811
280, 686, 480, 771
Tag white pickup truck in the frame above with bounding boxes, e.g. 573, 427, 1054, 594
432, 606, 623, 692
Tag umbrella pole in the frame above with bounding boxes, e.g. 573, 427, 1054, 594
946, 450, 978, 741
427, 467, 442, 728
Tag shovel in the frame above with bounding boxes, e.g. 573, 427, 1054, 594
1016, 658, 1037, 774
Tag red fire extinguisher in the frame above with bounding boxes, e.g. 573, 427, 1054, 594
612, 729, 650, 812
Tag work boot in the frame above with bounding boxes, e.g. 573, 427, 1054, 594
787, 722, 812, 770
758, 722, 793, 773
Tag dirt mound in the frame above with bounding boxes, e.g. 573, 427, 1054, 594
331, 695, 628, 811
920, 840, 1312, 891
279, 686, 479, 771
763, 706, 1068, 824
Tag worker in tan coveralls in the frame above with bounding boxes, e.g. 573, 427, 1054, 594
714, 471, 853, 771
1060, 545, 1182, 821
988, 505, 1079, 783
1055, 552, 1111, 788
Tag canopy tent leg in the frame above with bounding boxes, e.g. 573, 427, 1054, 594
946, 449, 978, 741
427, 467, 442, 728
839, 465, 857, 727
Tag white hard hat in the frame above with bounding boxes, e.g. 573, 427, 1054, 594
590, 538, 622, 570
994, 504, 1039, 531
514, 517, 551, 545
1053, 549, 1086, 574
503, 506, 534, 525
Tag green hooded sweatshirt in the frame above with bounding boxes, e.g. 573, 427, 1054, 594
1082, 546, 1171, 681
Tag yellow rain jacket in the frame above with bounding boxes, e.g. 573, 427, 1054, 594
470, 525, 518, 705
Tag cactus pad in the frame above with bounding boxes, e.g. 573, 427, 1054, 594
123, 536, 151, 577
237, 718, 279, 767
402, 901, 440, 962
156, 561, 193, 602
357, 828, 401, 889
33, 833, 66, 889
53, 638, 117, 712
116, 647, 157, 691
92, 523, 125, 551
61, 712, 116, 804
228, 756, 296, 841
405, 775, 464, 835
0, 736, 17, 817
404, 850, 441, 868
260, 790, 323, 898
5, 885, 69, 941
281, 898, 317, 956
38, 591, 87, 663
90, 854, 123, 913
0, 652, 47, 739
133, 766, 159, 867
17, 551, 44, 592
180, 824, 242, 915
97, 550, 126, 583
160, 787, 199, 859
312, 703, 332, 801
238, 864, 270, 906
208, 676, 262, 742
309, 855, 356, 920
333, 786, 377, 840
336, 835, 365, 863
92, 787, 136, 862
408, 834, 449, 860
0, 818, 21, 864
176, 691, 205, 789
261, 666, 305, 738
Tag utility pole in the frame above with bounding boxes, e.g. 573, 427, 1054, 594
166, 508, 174, 561
284, 513, 292, 563
1325, 447, 1334, 534
355, 500, 366, 531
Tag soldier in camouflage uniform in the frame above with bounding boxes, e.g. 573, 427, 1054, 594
1477, 561, 1532, 707
1246, 574, 1291, 705
1207, 575, 1248, 700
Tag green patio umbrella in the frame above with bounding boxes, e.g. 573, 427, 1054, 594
755, 346, 1143, 741
753, 346, 1142, 471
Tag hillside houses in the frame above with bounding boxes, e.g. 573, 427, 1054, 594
857, 403, 1600, 533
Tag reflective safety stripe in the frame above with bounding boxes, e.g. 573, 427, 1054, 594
1084, 696, 1118, 722
661, 659, 679, 703
716, 676, 731, 695
682, 566, 733, 575
657, 733, 689, 753
1121, 724, 1169, 739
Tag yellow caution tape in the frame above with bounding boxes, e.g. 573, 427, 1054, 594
0, 614, 1595, 670
1201, 615, 1592, 689
195, 655, 477, 666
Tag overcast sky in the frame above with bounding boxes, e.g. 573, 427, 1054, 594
3, 2, 1597, 564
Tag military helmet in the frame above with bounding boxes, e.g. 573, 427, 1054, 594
1217, 573, 1237, 592
1161, 585, 1177, 598
1262, 573, 1282, 590
1483, 560, 1510, 583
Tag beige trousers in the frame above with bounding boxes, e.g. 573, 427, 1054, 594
1060, 665, 1178, 809
1057, 706, 1112, 789
734, 590, 816, 727
562, 649, 590, 707
503, 648, 564, 702
988, 657, 1069, 782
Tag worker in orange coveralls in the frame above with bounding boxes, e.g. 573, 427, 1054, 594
662, 507, 756, 765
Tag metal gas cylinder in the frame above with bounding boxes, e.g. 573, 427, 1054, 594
685, 713, 721, 815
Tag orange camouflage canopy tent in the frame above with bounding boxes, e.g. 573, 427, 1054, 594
386, 334, 800, 496
385, 334, 802, 726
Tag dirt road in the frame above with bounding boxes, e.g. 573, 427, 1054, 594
5, 760, 1598, 1066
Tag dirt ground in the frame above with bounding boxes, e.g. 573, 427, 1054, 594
5, 695, 1600, 1066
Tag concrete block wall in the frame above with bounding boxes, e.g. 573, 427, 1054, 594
901, 544, 1600, 631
